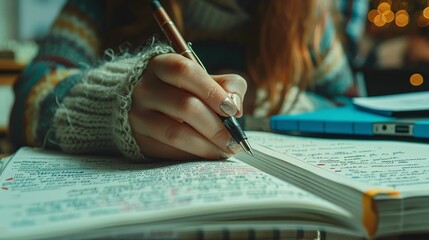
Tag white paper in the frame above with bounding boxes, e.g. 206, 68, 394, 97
352, 91, 429, 112
247, 132, 429, 194
0, 147, 349, 240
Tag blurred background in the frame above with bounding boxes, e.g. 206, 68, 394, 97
0, 0, 65, 63
0, 0, 429, 149
360, 0, 429, 96
0, 0, 65, 153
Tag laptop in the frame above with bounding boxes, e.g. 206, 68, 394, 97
269, 106, 429, 140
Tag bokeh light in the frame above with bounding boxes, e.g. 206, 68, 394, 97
396, 10, 409, 17
383, 10, 395, 23
368, 9, 379, 22
423, 7, 429, 19
410, 73, 424, 86
395, 11, 409, 27
378, 2, 391, 13
374, 14, 386, 26
368, 1, 429, 29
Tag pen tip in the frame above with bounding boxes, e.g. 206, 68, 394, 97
239, 139, 254, 156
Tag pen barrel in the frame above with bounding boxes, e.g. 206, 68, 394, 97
221, 116, 247, 144
152, 7, 198, 62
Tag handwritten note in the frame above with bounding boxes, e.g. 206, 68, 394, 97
0, 147, 347, 239
247, 131, 429, 193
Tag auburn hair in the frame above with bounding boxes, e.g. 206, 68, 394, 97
248, 0, 326, 114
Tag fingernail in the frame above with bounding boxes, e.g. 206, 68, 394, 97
220, 152, 232, 159
227, 138, 242, 153
220, 96, 238, 116
230, 93, 241, 113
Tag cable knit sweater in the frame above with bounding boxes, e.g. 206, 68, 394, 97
9, 0, 367, 159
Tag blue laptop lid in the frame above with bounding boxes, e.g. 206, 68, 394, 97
270, 106, 429, 139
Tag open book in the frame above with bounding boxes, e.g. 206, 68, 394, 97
1, 132, 429, 239
239, 131, 429, 239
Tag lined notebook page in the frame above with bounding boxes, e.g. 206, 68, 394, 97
0, 147, 349, 239
247, 131, 429, 195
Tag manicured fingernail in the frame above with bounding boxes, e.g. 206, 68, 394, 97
230, 93, 241, 113
227, 138, 242, 153
220, 152, 232, 159
220, 96, 238, 116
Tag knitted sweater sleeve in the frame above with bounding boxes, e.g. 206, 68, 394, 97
9, 0, 173, 159
52, 46, 172, 159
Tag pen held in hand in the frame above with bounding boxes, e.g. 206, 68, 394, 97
151, 0, 253, 156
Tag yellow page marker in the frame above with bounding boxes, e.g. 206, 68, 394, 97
362, 189, 400, 237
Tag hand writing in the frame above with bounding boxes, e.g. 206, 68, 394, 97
130, 53, 247, 160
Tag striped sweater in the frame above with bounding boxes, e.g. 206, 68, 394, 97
10, 0, 367, 159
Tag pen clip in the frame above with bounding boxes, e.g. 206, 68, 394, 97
187, 42, 206, 72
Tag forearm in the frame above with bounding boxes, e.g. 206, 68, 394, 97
11, 42, 174, 159
53, 43, 173, 159
10, 0, 177, 159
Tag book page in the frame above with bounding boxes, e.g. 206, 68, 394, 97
0, 147, 350, 239
247, 131, 429, 195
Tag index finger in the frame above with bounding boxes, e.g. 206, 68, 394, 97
149, 53, 239, 117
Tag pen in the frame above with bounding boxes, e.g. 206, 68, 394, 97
151, 0, 253, 156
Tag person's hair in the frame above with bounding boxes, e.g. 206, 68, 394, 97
248, 0, 328, 114
103, 0, 330, 115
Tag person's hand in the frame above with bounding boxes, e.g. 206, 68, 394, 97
130, 53, 247, 160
